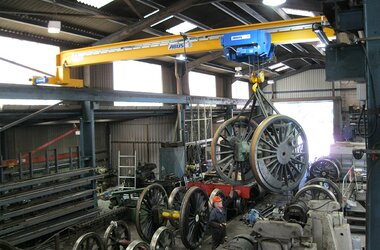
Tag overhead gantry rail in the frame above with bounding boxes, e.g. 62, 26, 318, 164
33, 16, 334, 87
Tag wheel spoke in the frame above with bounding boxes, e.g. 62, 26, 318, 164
217, 154, 233, 164
257, 154, 277, 161
263, 129, 278, 147
243, 127, 255, 141
259, 137, 277, 150
257, 147, 277, 154
219, 134, 230, 143
216, 150, 234, 155
221, 159, 233, 172
286, 164, 295, 182
216, 143, 233, 149
270, 124, 281, 144
290, 156, 305, 165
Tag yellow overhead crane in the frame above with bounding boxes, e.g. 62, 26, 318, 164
32, 16, 334, 88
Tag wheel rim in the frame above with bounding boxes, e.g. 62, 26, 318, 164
150, 226, 175, 250
72, 232, 105, 250
168, 186, 186, 228
126, 240, 149, 250
180, 187, 210, 249
136, 184, 168, 242
318, 157, 343, 172
294, 184, 337, 203
104, 220, 131, 250
250, 115, 308, 193
310, 158, 341, 181
208, 188, 227, 209
211, 116, 258, 185
304, 177, 343, 203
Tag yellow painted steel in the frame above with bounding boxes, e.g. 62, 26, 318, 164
37, 16, 334, 87
162, 210, 180, 219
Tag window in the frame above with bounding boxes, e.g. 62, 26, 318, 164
113, 60, 163, 106
232, 80, 249, 109
0, 36, 61, 106
274, 100, 334, 162
189, 72, 216, 98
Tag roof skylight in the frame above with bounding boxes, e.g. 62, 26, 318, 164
150, 15, 173, 27
144, 9, 159, 18
268, 62, 284, 70
282, 8, 315, 17
275, 65, 290, 72
77, 0, 114, 8
166, 21, 198, 35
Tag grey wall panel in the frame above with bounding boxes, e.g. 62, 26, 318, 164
6, 125, 80, 159
273, 69, 332, 99
90, 64, 113, 90
110, 115, 176, 178
264, 69, 358, 105
2, 123, 107, 162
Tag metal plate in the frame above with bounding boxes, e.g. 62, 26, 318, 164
294, 184, 337, 203
72, 232, 105, 250
179, 186, 210, 249
136, 184, 168, 242
168, 186, 186, 228
211, 116, 258, 185
104, 220, 131, 250
250, 115, 308, 193
304, 177, 343, 204
126, 240, 149, 250
149, 226, 175, 250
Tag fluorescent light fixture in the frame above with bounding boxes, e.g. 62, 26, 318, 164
312, 23, 331, 45
150, 15, 173, 27
275, 65, 290, 72
166, 21, 197, 35
262, 0, 286, 7
267, 80, 275, 84
282, 8, 315, 17
316, 42, 326, 48
144, 9, 159, 18
48, 21, 61, 33
268, 62, 284, 70
77, 0, 114, 8
175, 54, 187, 61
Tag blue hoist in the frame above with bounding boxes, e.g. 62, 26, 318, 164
220, 30, 274, 84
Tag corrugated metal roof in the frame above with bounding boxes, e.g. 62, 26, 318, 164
0, 0, 329, 77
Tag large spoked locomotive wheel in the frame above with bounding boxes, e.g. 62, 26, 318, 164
136, 184, 168, 242
168, 186, 186, 228
211, 116, 258, 185
250, 115, 309, 193
179, 187, 210, 249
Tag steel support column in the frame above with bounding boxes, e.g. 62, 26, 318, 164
365, 0, 380, 249
175, 61, 189, 144
81, 101, 96, 168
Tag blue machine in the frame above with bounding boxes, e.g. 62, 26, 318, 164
220, 30, 274, 63
243, 208, 261, 226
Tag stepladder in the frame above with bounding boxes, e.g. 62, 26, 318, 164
117, 150, 137, 190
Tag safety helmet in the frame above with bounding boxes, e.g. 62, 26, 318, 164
213, 196, 222, 203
